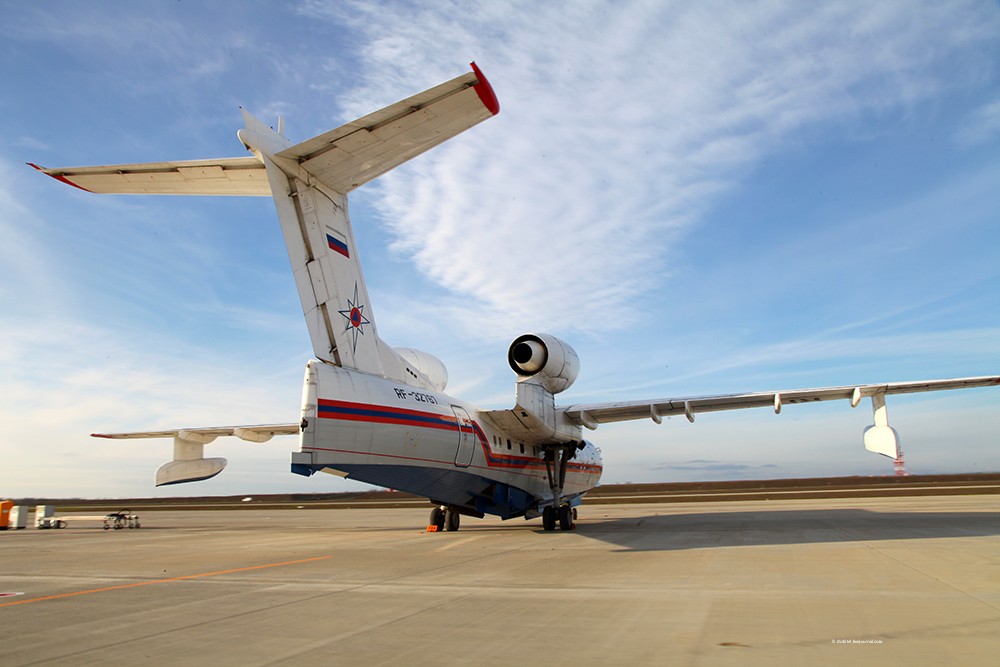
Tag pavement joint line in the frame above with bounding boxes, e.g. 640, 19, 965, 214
8, 543, 534, 664
0, 555, 334, 609
0, 536, 531, 612
811, 518, 1000, 613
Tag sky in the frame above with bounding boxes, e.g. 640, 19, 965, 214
1, 0, 998, 499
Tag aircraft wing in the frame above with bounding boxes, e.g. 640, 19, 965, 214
28, 157, 270, 196
562, 375, 1000, 428
92, 423, 299, 443
92, 423, 300, 486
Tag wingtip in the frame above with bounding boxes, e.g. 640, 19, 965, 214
470, 62, 500, 116
29, 163, 95, 193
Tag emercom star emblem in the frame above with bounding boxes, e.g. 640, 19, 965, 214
338, 282, 370, 354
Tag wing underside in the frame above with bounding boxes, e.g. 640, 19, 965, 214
92, 423, 300, 441
93, 423, 300, 486
275, 65, 498, 194
29, 157, 270, 196
561, 376, 1000, 427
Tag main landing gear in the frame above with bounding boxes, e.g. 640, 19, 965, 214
428, 506, 460, 532
541, 504, 578, 531
541, 442, 583, 531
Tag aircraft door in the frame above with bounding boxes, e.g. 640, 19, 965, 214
452, 406, 475, 468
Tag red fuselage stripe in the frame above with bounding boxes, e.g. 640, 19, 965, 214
316, 398, 602, 474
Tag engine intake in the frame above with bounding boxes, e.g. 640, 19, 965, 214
508, 333, 579, 394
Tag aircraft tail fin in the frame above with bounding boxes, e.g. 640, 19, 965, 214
241, 64, 498, 376
33, 64, 499, 383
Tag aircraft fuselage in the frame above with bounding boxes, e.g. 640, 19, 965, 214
292, 360, 603, 519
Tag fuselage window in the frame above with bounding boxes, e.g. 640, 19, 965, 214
506, 439, 511, 450
519, 443, 524, 454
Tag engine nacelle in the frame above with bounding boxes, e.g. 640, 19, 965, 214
508, 333, 580, 394
393, 347, 449, 392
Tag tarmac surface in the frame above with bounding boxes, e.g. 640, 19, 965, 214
1, 495, 998, 666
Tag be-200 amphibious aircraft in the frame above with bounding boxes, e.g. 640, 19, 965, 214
33, 64, 999, 532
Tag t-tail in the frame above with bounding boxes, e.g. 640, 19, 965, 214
37, 64, 500, 484
235, 65, 499, 386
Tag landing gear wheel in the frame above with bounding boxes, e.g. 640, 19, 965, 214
542, 506, 556, 532
445, 510, 460, 532
429, 507, 445, 532
559, 505, 573, 531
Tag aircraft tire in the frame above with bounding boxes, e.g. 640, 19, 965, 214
445, 510, 460, 531
559, 505, 573, 531
429, 507, 445, 531
542, 506, 556, 532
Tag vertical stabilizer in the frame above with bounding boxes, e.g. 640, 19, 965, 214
239, 65, 499, 379
257, 150, 383, 372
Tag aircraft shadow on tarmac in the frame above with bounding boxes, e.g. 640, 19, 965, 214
566, 508, 1000, 552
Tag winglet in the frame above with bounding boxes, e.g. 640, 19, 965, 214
471, 62, 500, 116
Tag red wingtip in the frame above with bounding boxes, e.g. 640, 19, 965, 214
470, 62, 500, 116
28, 162, 94, 193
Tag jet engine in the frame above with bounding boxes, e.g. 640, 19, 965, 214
507, 333, 579, 394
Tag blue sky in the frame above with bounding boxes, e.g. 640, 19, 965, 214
1, 0, 998, 498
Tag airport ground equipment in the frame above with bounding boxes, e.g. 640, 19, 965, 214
32, 505, 67, 529
103, 510, 140, 530
34, 506, 56, 529
8, 506, 29, 530
32, 64, 1000, 532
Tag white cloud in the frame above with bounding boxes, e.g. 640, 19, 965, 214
300, 0, 1000, 337
13, 136, 49, 151
0, 158, 309, 498
954, 97, 1000, 147
3, 1, 997, 499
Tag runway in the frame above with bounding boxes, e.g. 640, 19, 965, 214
2, 495, 997, 666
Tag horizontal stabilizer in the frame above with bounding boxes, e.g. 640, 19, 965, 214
28, 157, 270, 196
276, 64, 498, 194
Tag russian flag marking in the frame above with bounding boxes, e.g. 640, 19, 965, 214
325, 226, 350, 258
